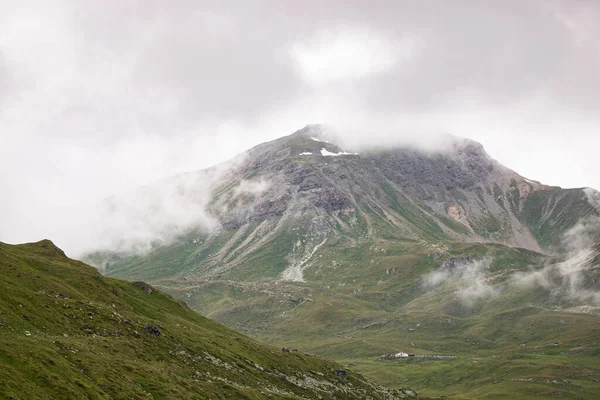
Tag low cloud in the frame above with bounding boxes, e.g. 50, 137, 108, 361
511, 215, 600, 306
423, 257, 498, 306
233, 178, 271, 197
584, 188, 600, 212
71, 152, 248, 258
562, 215, 600, 253
423, 219, 600, 309
95, 172, 219, 254
511, 247, 600, 306
2, 1, 600, 259
289, 27, 415, 86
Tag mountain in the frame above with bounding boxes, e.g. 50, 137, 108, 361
91, 125, 600, 399
0, 239, 409, 399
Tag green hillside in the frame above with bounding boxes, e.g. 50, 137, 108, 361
89, 128, 600, 399
105, 239, 600, 399
0, 240, 407, 399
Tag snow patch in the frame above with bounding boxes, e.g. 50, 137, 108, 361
320, 148, 358, 157
299, 152, 313, 156
311, 137, 330, 143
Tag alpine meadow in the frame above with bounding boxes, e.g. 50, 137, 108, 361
87, 126, 600, 399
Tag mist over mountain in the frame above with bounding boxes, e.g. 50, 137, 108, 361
3, 2, 600, 398
89, 126, 600, 398
87, 125, 599, 260
3, 1, 600, 258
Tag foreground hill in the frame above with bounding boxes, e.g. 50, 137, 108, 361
90, 126, 600, 398
0, 240, 408, 399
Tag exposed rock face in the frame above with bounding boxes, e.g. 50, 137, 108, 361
95, 125, 599, 281
447, 204, 471, 229
133, 281, 153, 294
366, 139, 495, 196
199, 125, 597, 256
334, 369, 348, 379
439, 257, 476, 270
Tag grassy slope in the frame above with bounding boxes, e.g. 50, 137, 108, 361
87, 133, 600, 399
152, 240, 600, 399
0, 240, 406, 400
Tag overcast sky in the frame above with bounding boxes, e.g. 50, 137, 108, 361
1, 0, 599, 253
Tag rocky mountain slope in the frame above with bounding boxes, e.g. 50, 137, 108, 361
0, 240, 409, 399
90, 125, 600, 399
95, 125, 598, 280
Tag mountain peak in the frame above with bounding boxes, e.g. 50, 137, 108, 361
17, 239, 68, 258
292, 123, 325, 136
88, 126, 600, 400
93, 126, 600, 262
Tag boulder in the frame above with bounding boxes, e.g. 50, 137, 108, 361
144, 323, 161, 336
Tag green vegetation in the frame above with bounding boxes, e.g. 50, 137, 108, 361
89, 131, 600, 399
121, 238, 600, 399
380, 183, 445, 240
0, 240, 405, 399
470, 214, 502, 238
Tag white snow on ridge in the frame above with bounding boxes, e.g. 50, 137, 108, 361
311, 136, 330, 143
299, 152, 313, 156
320, 148, 358, 157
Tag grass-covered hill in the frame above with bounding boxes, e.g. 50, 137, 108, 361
108, 239, 600, 399
89, 126, 600, 398
0, 240, 409, 399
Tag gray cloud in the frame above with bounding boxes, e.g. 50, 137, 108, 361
421, 215, 600, 308
422, 258, 498, 306
421, 213, 600, 309
1, 0, 600, 254
0, 51, 12, 104
94, 169, 222, 255
511, 244, 600, 307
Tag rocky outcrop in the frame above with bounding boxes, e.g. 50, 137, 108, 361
144, 323, 161, 336
133, 281, 153, 294
366, 138, 496, 196
94, 125, 600, 283
199, 126, 598, 253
